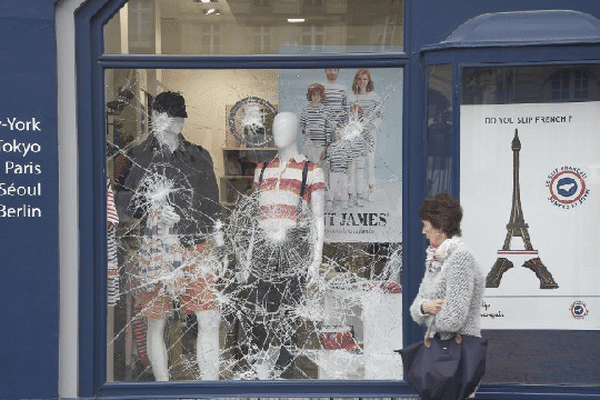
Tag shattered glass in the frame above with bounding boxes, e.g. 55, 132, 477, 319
105, 68, 403, 382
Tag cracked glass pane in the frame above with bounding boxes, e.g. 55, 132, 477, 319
105, 67, 403, 382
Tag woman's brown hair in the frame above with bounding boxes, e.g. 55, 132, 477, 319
418, 192, 463, 237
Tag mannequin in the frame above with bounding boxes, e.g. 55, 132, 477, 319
241, 112, 326, 379
255, 111, 325, 282
123, 91, 222, 381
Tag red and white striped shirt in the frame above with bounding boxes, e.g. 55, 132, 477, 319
253, 156, 326, 226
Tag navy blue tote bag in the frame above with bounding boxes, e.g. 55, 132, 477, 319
398, 329, 487, 400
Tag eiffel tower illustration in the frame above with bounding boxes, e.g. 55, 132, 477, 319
486, 129, 558, 289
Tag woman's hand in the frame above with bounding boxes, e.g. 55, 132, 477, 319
422, 299, 445, 315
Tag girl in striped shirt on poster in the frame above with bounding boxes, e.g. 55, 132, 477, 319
349, 69, 383, 202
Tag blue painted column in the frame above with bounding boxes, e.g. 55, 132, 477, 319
0, 1, 59, 398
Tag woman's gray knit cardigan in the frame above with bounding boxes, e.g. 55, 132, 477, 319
410, 243, 485, 339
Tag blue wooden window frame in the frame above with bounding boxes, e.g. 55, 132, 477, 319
420, 11, 600, 399
75, 0, 413, 398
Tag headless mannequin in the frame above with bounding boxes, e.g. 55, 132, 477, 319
271, 112, 324, 281
244, 112, 325, 379
145, 111, 221, 381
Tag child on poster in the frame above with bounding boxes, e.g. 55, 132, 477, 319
300, 83, 333, 165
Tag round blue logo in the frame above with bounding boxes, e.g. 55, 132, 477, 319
556, 176, 578, 197
549, 169, 587, 205
570, 301, 589, 319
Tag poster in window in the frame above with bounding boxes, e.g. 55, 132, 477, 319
460, 102, 600, 330
279, 68, 403, 243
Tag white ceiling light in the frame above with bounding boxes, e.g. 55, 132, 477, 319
287, 18, 305, 23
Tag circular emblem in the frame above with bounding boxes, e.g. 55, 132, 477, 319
228, 96, 277, 147
570, 300, 589, 319
549, 170, 587, 205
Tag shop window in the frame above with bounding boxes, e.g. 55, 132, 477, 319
460, 64, 600, 385
304, 0, 324, 8
200, 24, 221, 53
103, 0, 404, 55
550, 69, 591, 101
253, 26, 272, 53
129, 0, 155, 53
104, 67, 403, 383
426, 64, 452, 195
373, 15, 399, 48
302, 25, 324, 49
462, 65, 600, 104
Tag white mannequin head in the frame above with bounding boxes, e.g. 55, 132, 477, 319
273, 112, 299, 150
153, 112, 184, 151
152, 91, 187, 151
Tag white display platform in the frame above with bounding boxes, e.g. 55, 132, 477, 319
317, 282, 403, 380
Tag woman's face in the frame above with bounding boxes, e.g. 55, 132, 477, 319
357, 73, 369, 92
422, 220, 447, 248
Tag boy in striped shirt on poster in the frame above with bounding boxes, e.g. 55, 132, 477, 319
300, 83, 333, 167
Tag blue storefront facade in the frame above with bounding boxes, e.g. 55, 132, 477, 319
2, 0, 600, 398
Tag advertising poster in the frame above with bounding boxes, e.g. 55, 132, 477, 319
460, 102, 600, 329
280, 68, 403, 243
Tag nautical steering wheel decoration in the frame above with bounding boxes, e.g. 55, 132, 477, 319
228, 96, 277, 147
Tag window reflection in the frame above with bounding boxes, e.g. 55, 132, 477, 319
426, 64, 452, 195
462, 65, 600, 104
103, 0, 404, 54
105, 68, 403, 382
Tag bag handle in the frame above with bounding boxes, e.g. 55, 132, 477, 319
424, 317, 462, 348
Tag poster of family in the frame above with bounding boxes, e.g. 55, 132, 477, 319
279, 68, 403, 243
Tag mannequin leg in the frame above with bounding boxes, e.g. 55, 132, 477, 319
195, 308, 221, 380
146, 317, 169, 381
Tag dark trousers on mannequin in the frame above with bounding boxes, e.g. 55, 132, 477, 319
247, 276, 303, 378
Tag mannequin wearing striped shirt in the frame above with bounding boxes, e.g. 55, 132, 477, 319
241, 112, 326, 379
